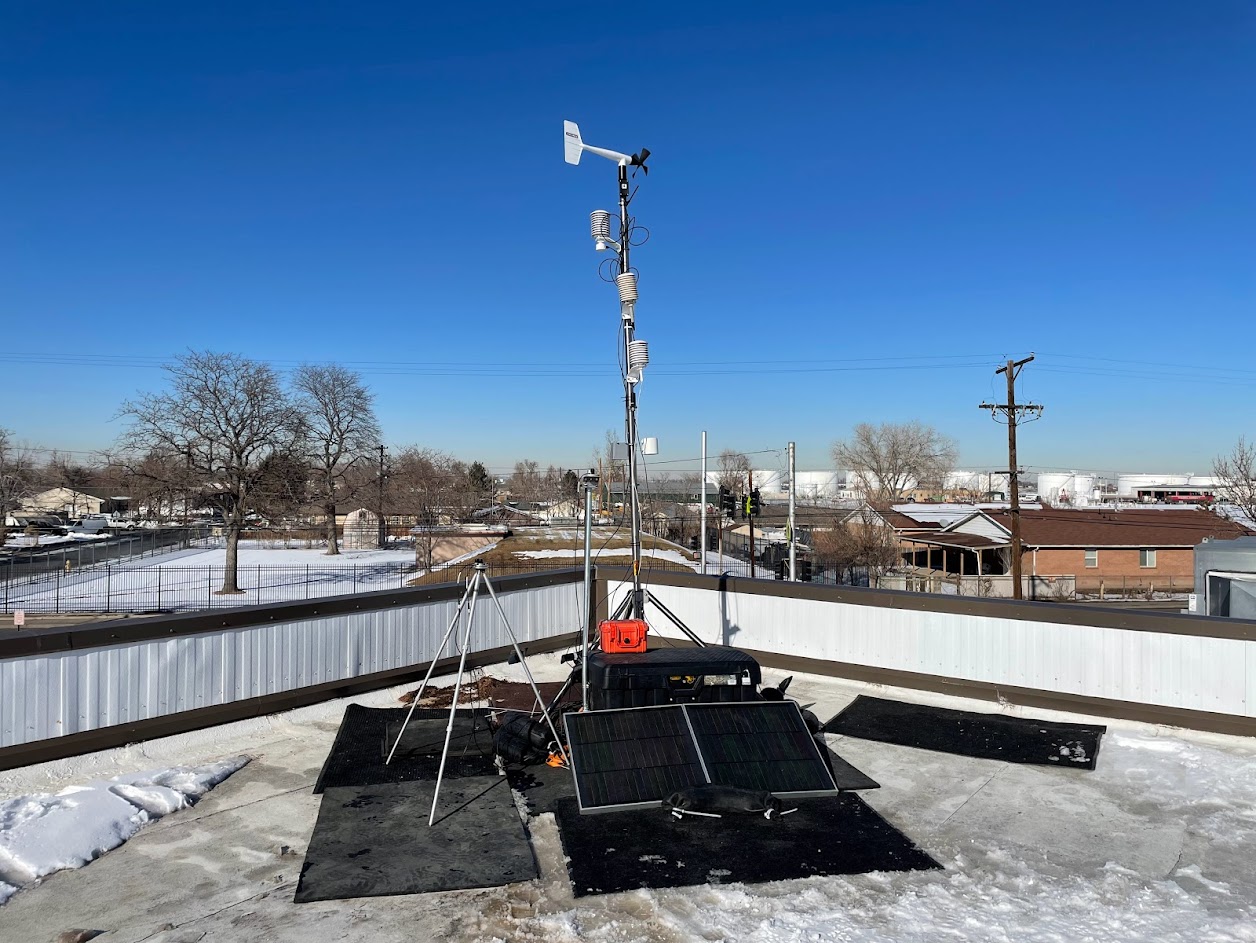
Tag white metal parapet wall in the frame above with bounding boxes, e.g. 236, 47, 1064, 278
0, 579, 582, 752
604, 574, 1256, 724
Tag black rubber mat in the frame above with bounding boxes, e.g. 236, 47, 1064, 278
554, 793, 939, 897
295, 777, 537, 902
313, 704, 497, 794
825, 746, 880, 791
506, 762, 577, 817
824, 696, 1106, 770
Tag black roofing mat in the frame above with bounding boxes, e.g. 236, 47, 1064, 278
686, 702, 838, 794
825, 746, 880, 792
313, 703, 497, 794
565, 706, 706, 810
295, 778, 537, 903
824, 696, 1106, 770
506, 761, 577, 817
553, 793, 939, 897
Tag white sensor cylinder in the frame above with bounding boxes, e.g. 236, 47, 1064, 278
590, 210, 612, 242
616, 272, 638, 304
642, 437, 658, 455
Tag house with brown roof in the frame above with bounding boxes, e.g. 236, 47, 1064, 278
898, 507, 1251, 594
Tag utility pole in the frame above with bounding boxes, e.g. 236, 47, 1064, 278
747, 470, 756, 579
377, 444, 388, 549
700, 431, 708, 575
787, 441, 797, 582
980, 356, 1043, 600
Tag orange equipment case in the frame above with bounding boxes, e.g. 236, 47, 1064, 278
599, 619, 649, 654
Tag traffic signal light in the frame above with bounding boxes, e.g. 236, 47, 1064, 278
718, 486, 736, 516
748, 489, 761, 516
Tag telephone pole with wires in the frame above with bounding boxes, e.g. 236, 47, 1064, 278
376, 444, 388, 549
980, 355, 1043, 600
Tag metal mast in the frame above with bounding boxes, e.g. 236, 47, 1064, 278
565, 121, 651, 619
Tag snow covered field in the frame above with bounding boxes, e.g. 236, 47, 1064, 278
2, 659, 1254, 942
2, 543, 420, 612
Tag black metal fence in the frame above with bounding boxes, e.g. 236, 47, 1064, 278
1, 528, 213, 585
2, 562, 418, 614
1, 559, 597, 614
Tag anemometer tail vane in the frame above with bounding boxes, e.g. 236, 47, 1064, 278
564, 120, 583, 165
564, 119, 648, 169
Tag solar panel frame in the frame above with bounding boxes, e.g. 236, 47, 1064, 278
565, 701, 839, 814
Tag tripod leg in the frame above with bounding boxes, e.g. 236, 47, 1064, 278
481, 574, 569, 763
429, 571, 481, 826
609, 590, 633, 621
385, 576, 476, 766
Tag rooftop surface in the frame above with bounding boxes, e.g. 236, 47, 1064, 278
2, 657, 1255, 942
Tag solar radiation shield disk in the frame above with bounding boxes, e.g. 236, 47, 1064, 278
565, 706, 707, 813
685, 701, 839, 797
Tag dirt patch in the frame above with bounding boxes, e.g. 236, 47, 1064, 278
400, 675, 573, 712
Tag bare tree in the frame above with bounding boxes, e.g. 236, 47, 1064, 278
1213, 437, 1256, 525
0, 430, 36, 544
811, 507, 902, 585
119, 351, 305, 594
389, 447, 470, 568
293, 364, 382, 555
832, 422, 957, 506
508, 460, 541, 506
717, 449, 751, 494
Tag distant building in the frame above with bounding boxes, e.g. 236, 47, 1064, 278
897, 507, 1251, 593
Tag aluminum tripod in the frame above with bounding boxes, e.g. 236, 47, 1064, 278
384, 561, 567, 826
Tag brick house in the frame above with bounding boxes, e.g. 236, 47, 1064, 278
898, 507, 1251, 593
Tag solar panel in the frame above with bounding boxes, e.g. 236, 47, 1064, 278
565, 701, 838, 813
685, 701, 839, 796
564, 706, 708, 812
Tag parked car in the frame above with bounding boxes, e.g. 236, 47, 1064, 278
78, 513, 138, 532
6, 514, 69, 535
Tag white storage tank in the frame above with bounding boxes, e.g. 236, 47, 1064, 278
1068, 474, 1096, 506
750, 469, 783, 495
792, 471, 840, 501
1037, 472, 1072, 505
1037, 471, 1099, 505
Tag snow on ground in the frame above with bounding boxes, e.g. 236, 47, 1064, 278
3, 541, 419, 612
0, 757, 248, 904
3, 662, 1256, 942
147, 542, 417, 568
513, 547, 696, 566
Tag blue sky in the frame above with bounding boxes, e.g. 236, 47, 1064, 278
2, 1, 1252, 477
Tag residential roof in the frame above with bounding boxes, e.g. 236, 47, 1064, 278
987, 508, 1251, 548
880, 509, 942, 531
904, 531, 1007, 550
